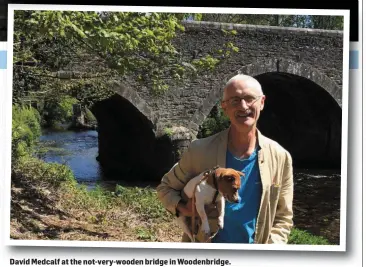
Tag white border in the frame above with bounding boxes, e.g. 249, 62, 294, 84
5, 4, 350, 252
0, 41, 7, 266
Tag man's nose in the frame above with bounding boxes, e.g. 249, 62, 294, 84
239, 99, 249, 109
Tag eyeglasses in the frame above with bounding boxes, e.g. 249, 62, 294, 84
222, 95, 263, 107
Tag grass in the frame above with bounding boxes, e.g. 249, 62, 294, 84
114, 185, 173, 222
288, 228, 332, 245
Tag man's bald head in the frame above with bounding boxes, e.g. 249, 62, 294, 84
223, 74, 263, 100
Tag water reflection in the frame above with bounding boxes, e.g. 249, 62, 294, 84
37, 129, 104, 188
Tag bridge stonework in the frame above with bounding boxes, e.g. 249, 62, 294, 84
116, 21, 343, 136
95, 21, 344, 180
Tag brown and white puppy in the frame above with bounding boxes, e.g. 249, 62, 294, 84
176, 167, 243, 242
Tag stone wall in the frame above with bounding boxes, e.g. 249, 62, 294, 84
117, 21, 343, 135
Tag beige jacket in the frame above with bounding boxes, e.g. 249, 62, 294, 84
156, 127, 294, 244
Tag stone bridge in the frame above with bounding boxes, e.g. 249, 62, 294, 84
90, 21, 344, 181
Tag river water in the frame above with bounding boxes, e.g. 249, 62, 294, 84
36, 128, 342, 244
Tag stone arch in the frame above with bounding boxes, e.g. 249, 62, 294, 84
111, 80, 157, 129
189, 58, 342, 134
90, 81, 177, 181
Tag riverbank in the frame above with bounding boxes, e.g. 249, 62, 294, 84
10, 156, 335, 245
10, 105, 337, 245
10, 159, 333, 244
10, 157, 182, 242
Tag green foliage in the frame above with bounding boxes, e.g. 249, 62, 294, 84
310, 15, 343, 30
12, 105, 42, 160
197, 104, 230, 138
163, 127, 174, 137
13, 10, 243, 105
288, 228, 332, 245
194, 13, 343, 30
66, 183, 116, 217
43, 96, 79, 126
192, 55, 220, 71
13, 156, 76, 188
135, 226, 157, 241
13, 10, 205, 97
115, 185, 171, 222
221, 29, 238, 36
82, 185, 114, 209
84, 107, 97, 124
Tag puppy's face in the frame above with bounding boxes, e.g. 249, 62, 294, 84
215, 168, 243, 203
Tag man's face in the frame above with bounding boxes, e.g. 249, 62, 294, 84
221, 79, 265, 131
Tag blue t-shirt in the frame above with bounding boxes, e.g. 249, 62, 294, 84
212, 147, 262, 243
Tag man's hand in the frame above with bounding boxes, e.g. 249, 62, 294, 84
177, 199, 198, 217
177, 199, 220, 218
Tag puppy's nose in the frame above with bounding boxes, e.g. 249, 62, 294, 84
235, 199, 240, 203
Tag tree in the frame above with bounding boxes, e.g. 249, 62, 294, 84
310, 15, 343, 30
13, 10, 238, 108
195, 13, 343, 30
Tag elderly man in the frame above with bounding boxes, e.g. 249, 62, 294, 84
156, 74, 294, 244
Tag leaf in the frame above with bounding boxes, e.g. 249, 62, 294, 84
60, 28, 65, 37
69, 23, 86, 38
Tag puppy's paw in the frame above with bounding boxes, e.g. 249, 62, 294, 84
218, 219, 224, 229
201, 223, 210, 236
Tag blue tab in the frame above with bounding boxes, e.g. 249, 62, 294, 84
0, 50, 6, 69
350, 50, 359, 69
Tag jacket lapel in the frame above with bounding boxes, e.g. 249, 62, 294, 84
216, 128, 230, 168
255, 129, 269, 243
257, 129, 271, 188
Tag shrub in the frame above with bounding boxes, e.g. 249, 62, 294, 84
197, 104, 230, 138
43, 96, 79, 127
288, 228, 331, 245
12, 105, 42, 160
13, 156, 76, 188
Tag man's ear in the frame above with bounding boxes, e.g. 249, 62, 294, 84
221, 101, 227, 114
260, 95, 266, 111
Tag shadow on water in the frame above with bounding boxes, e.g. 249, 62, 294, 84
36, 128, 160, 191
36, 128, 341, 244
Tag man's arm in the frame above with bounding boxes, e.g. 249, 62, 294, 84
268, 151, 294, 244
156, 143, 195, 216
